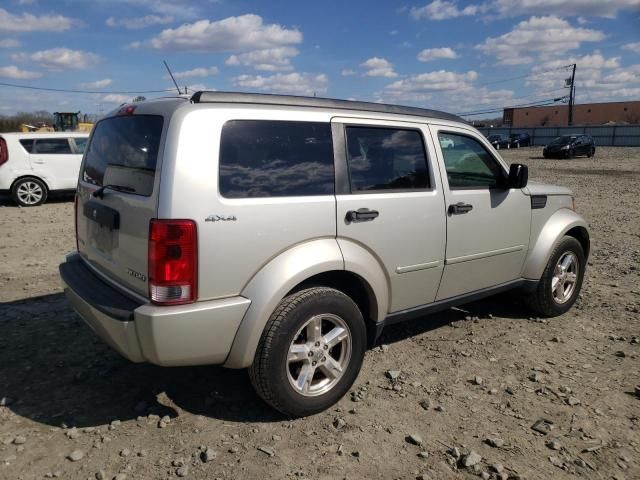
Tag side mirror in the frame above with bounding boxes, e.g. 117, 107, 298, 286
507, 163, 528, 189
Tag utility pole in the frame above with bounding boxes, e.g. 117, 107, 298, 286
567, 63, 576, 126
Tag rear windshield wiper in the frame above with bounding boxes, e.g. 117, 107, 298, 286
92, 184, 136, 199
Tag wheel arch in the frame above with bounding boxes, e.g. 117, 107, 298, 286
522, 208, 590, 280
11, 174, 51, 192
223, 238, 388, 369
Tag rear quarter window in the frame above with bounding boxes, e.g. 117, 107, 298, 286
19, 139, 34, 153
219, 120, 334, 198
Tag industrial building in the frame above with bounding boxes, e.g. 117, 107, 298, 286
503, 101, 640, 128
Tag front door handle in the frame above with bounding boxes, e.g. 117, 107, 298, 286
448, 202, 473, 215
346, 208, 379, 223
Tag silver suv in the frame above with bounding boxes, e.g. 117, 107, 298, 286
59, 93, 590, 416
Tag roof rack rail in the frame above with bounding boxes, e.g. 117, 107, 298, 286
190, 91, 463, 123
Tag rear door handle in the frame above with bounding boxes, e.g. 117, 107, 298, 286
346, 208, 379, 223
448, 202, 473, 215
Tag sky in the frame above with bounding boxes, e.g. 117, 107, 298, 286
0, 0, 639, 118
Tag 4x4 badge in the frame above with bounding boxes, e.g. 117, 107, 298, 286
205, 214, 237, 222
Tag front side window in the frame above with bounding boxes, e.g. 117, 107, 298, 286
438, 132, 505, 189
345, 126, 429, 192
34, 138, 72, 154
219, 120, 334, 198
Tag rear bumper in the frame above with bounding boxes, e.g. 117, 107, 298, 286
59, 252, 251, 366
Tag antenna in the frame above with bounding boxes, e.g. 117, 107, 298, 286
163, 60, 182, 95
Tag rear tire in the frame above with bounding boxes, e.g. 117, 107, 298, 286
524, 236, 585, 317
11, 177, 48, 207
249, 287, 366, 417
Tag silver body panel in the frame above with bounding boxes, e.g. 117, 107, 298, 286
63, 95, 590, 368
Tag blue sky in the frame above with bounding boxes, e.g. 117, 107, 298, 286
0, 0, 639, 118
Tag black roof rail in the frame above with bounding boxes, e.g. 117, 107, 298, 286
190, 91, 463, 123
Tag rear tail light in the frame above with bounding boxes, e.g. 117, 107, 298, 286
0, 138, 8, 167
148, 219, 197, 305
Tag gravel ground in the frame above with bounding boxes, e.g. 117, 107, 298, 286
1, 146, 639, 480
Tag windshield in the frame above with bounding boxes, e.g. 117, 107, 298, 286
550, 136, 575, 145
82, 115, 163, 196
488, 135, 502, 141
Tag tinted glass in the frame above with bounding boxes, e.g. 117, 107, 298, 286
82, 115, 163, 197
219, 120, 334, 198
73, 137, 88, 154
19, 139, 34, 153
34, 138, 72, 154
346, 127, 429, 192
438, 133, 505, 189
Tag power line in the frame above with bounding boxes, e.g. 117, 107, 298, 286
0, 81, 176, 95
456, 96, 568, 117
456, 88, 567, 113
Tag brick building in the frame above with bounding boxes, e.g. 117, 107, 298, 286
503, 101, 640, 127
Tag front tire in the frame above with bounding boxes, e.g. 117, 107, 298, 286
11, 177, 48, 207
524, 236, 585, 317
249, 287, 366, 417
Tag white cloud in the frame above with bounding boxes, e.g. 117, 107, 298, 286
410, 1, 480, 20
385, 70, 478, 98
106, 15, 174, 29
0, 38, 20, 48
149, 14, 302, 52
232, 72, 328, 96
0, 8, 75, 32
80, 78, 112, 89
521, 52, 640, 104
417, 47, 458, 62
492, 0, 640, 19
226, 47, 299, 71
169, 66, 219, 79
361, 57, 398, 77
13, 48, 100, 70
102, 94, 131, 104
476, 16, 605, 65
623, 42, 640, 54
0, 65, 42, 79
112, 0, 199, 19
341, 69, 356, 76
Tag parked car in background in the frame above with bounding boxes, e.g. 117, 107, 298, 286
59, 92, 589, 417
543, 135, 595, 159
0, 132, 89, 206
487, 134, 511, 149
509, 132, 531, 148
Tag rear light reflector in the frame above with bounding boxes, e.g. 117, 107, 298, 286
0, 137, 8, 167
148, 219, 197, 305
74, 194, 79, 251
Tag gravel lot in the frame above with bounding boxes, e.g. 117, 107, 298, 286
1, 146, 639, 480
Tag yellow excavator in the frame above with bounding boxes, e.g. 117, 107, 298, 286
20, 111, 93, 133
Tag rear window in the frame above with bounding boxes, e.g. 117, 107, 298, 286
219, 120, 334, 198
82, 115, 163, 197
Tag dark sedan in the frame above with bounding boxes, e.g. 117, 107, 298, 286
543, 134, 595, 159
509, 132, 531, 148
487, 134, 511, 149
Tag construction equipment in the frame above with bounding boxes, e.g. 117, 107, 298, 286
53, 112, 93, 132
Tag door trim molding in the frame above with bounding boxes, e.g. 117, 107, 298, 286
445, 244, 525, 265
395, 260, 440, 274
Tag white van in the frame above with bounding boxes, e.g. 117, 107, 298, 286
0, 132, 89, 206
